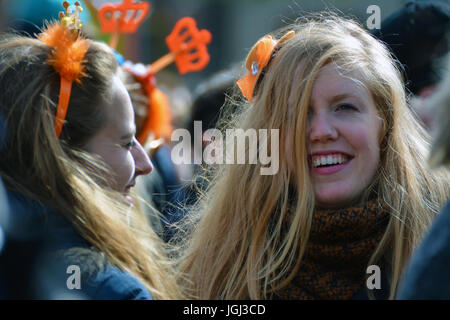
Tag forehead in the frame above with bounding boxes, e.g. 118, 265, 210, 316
311, 64, 370, 102
102, 75, 135, 137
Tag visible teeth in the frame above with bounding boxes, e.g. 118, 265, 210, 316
312, 154, 349, 168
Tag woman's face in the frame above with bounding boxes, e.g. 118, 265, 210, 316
305, 64, 382, 208
83, 74, 153, 202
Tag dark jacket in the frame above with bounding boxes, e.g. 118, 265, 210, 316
396, 201, 450, 299
1, 191, 152, 300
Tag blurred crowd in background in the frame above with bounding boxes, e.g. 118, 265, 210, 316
0, 0, 407, 127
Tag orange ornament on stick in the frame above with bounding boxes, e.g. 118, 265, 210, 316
149, 17, 212, 75
98, 0, 150, 49
125, 17, 212, 144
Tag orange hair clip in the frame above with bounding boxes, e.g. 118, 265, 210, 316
98, 0, 150, 49
237, 30, 295, 102
38, 1, 89, 138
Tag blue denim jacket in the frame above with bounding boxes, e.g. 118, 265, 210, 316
2, 191, 152, 300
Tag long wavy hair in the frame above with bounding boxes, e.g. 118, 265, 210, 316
179, 15, 450, 299
0, 33, 184, 299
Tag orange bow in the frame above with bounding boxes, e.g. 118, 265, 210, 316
237, 30, 295, 102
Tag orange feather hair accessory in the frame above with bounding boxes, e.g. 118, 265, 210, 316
38, 23, 89, 83
37, 1, 89, 137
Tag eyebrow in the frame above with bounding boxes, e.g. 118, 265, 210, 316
310, 93, 360, 107
328, 94, 355, 105
120, 127, 136, 140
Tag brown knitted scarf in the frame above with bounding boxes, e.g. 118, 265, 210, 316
275, 199, 389, 299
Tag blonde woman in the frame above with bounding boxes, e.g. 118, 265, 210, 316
0, 11, 183, 299
179, 15, 450, 299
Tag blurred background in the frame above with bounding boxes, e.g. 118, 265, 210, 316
1, 0, 408, 89
1, 0, 448, 130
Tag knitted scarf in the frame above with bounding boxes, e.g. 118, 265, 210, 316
274, 199, 390, 299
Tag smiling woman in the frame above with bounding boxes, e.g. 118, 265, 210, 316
179, 14, 450, 300
0, 13, 182, 298
82, 75, 153, 202
305, 64, 383, 208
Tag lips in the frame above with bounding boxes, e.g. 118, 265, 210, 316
309, 150, 354, 175
311, 153, 350, 168
123, 181, 136, 204
124, 182, 136, 193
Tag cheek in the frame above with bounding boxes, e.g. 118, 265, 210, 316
345, 123, 381, 182
345, 121, 380, 155
104, 151, 135, 191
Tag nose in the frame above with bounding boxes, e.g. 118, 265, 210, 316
308, 111, 338, 143
132, 140, 153, 176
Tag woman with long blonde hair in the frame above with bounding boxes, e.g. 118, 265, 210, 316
179, 15, 450, 299
0, 4, 183, 299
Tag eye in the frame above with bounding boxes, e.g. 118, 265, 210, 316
306, 107, 314, 121
124, 138, 136, 150
335, 103, 358, 112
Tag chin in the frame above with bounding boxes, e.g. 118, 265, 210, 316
123, 193, 134, 204
315, 191, 356, 209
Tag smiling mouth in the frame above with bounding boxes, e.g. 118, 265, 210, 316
124, 182, 135, 193
311, 153, 352, 168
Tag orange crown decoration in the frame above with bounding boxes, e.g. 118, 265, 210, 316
123, 17, 212, 144
237, 30, 295, 102
98, 0, 150, 33
38, 1, 89, 137
165, 17, 212, 74
99, 0, 150, 49
95, 7, 212, 145
148, 17, 212, 75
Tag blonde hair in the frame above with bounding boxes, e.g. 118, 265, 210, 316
0, 33, 184, 299
179, 15, 450, 299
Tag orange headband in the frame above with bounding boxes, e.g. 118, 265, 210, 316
237, 30, 295, 102
37, 1, 89, 138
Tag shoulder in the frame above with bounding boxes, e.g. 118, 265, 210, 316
84, 265, 153, 300
57, 247, 153, 300
396, 201, 450, 299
